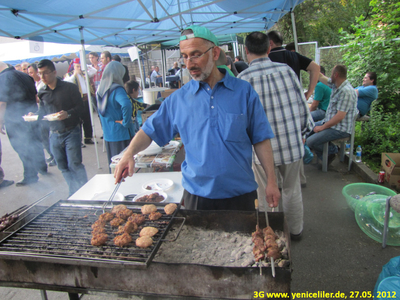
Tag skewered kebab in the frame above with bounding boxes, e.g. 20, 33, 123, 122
0, 191, 53, 231
0, 214, 19, 231
251, 225, 281, 261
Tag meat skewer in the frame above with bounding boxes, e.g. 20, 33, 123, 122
261, 197, 276, 277
0, 191, 54, 232
252, 200, 279, 277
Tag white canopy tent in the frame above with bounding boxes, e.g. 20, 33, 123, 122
0, 0, 305, 168
0, 37, 131, 65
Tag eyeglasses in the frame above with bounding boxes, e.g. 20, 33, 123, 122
38, 70, 53, 76
179, 47, 214, 63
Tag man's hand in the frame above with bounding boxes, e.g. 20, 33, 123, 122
57, 110, 69, 120
115, 120, 123, 124
265, 182, 280, 208
313, 125, 324, 133
114, 152, 135, 184
73, 68, 82, 76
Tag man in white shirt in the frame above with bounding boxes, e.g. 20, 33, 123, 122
64, 58, 95, 145
150, 66, 162, 87
176, 62, 191, 85
27, 63, 45, 92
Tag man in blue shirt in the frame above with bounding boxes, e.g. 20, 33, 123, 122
355, 72, 378, 116
150, 66, 162, 87
114, 25, 280, 211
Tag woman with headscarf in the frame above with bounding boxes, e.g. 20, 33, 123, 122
96, 61, 134, 168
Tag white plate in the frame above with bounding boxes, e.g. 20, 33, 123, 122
133, 191, 167, 203
43, 113, 61, 121
91, 191, 125, 201
142, 178, 174, 191
163, 140, 180, 149
138, 141, 163, 156
23, 115, 38, 122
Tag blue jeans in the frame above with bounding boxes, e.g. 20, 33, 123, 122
50, 125, 88, 196
306, 121, 350, 160
311, 108, 326, 122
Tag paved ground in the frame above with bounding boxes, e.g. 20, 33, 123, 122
0, 117, 399, 299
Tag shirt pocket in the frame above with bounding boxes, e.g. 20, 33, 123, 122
222, 113, 248, 143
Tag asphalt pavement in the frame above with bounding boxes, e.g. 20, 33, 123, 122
0, 117, 399, 299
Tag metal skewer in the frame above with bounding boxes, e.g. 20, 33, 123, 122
254, 199, 262, 276
264, 200, 276, 278
17, 191, 54, 217
270, 207, 276, 278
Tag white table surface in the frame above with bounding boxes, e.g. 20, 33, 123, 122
69, 172, 183, 204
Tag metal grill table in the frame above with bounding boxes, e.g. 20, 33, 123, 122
0, 200, 179, 269
0, 208, 291, 299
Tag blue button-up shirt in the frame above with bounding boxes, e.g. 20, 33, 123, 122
142, 70, 274, 199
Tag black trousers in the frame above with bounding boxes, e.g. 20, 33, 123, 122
40, 120, 53, 157
81, 98, 93, 139
182, 189, 257, 211
7, 121, 47, 180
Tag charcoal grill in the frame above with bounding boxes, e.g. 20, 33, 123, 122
0, 205, 291, 299
0, 200, 181, 269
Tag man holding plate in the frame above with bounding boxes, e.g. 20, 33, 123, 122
34, 59, 88, 196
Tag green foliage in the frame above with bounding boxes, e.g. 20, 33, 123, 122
340, 0, 400, 112
354, 103, 400, 171
273, 0, 372, 46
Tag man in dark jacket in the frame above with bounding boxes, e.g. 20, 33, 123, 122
0, 61, 47, 186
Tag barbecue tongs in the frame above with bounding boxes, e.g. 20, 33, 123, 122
102, 168, 128, 213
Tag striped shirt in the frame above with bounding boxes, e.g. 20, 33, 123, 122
323, 79, 358, 134
238, 57, 314, 166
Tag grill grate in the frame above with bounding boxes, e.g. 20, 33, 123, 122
0, 200, 178, 267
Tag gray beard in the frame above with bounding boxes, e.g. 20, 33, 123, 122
191, 53, 214, 82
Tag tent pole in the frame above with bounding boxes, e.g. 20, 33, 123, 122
161, 49, 165, 87
79, 27, 101, 169
290, 9, 303, 87
136, 48, 145, 90
291, 10, 299, 53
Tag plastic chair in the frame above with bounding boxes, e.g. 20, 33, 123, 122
382, 194, 400, 248
322, 113, 357, 172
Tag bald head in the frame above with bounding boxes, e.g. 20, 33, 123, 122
0, 61, 9, 73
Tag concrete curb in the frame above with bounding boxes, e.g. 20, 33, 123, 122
344, 154, 399, 192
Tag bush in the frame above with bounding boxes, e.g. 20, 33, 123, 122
340, 0, 400, 113
354, 103, 400, 172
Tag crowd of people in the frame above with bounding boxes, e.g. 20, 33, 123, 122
0, 50, 146, 195
0, 26, 379, 241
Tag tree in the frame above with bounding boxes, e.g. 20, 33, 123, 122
340, 0, 400, 112
272, 0, 372, 46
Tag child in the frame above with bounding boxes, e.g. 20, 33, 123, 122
124, 80, 148, 134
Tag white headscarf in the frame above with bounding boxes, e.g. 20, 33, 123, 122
96, 61, 125, 115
